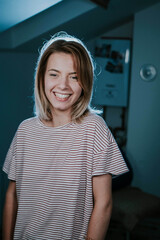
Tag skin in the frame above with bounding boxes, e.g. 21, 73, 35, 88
87, 174, 112, 240
44, 52, 82, 127
3, 180, 17, 240
3, 52, 112, 240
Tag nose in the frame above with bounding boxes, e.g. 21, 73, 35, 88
58, 75, 69, 90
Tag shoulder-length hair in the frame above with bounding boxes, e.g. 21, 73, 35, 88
34, 32, 97, 122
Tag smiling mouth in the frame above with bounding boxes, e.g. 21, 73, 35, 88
54, 92, 71, 101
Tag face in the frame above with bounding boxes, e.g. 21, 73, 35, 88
44, 52, 82, 118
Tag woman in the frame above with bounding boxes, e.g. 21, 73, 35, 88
3, 32, 128, 240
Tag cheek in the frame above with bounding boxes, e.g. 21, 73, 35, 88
44, 77, 52, 92
44, 80, 53, 100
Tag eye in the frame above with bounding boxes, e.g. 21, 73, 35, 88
69, 75, 78, 81
49, 73, 58, 77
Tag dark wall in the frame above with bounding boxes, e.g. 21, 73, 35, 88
0, 52, 37, 226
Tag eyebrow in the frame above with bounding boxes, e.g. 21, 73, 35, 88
48, 69, 77, 75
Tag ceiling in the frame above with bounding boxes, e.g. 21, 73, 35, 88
0, 0, 160, 52
0, 0, 63, 33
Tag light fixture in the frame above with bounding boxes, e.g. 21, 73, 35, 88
140, 64, 157, 81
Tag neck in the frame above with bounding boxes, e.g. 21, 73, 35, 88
50, 110, 71, 127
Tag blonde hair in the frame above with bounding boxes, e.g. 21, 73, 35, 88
34, 32, 97, 122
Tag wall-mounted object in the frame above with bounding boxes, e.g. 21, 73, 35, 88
140, 64, 157, 81
93, 37, 131, 107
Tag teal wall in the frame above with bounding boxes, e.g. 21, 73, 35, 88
126, 2, 160, 197
0, 52, 37, 226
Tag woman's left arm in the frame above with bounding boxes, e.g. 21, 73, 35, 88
86, 174, 112, 240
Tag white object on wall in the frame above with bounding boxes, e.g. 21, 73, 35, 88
140, 64, 157, 81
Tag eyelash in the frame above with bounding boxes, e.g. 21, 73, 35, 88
49, 74, 78, 80
71, 76, 78, 80
50, 74, 57, 77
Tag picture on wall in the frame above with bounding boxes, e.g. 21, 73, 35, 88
95, 43, 124, 73
93, 37, 131, 107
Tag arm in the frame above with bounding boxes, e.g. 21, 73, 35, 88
86, 174, 112, 240
3, 180, 18, 240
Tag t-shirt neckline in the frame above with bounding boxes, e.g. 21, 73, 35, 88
37, 117, 73, 130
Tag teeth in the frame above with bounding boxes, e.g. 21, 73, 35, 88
55, 93, 70, 99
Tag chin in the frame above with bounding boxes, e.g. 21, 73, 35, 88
53, 106, 71, 113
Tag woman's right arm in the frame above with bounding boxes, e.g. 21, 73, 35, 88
3, 180, 18, 240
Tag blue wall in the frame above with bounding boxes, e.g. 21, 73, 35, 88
0, 52, 37, 226
126, 2, 160, 197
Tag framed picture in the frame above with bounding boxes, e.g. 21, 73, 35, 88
93, 37, 131, 107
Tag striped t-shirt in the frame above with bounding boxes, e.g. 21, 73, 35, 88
3, 113, 128, 240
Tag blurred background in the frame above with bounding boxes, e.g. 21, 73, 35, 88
0, 0, 160, 239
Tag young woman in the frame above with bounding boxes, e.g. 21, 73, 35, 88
3, 32, 128, 240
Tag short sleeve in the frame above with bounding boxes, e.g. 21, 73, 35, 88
2, 132, 17, 181
92, 117, 129, 176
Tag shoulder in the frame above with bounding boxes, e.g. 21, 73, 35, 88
82, 113, 112, 141
17, 116, 38, 132
82, 112, 107, 129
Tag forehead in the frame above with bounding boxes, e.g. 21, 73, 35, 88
46, 52, 77, 69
